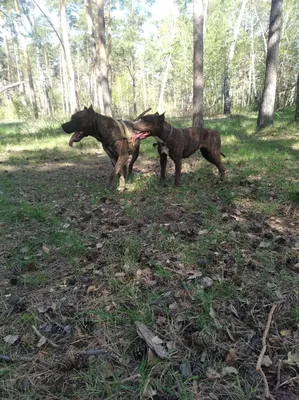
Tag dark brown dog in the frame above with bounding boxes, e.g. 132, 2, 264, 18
62, 105, 150, 190
133, 112, 225, 186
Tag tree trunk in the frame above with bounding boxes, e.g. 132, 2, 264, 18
250, 14, 257, 108
223, 0, 247, 115
97, 0, 112, 116
257, 0, 284, 128
295, 73, 299, 122
60, 0, 79, 114
203, 0, 209, 38
14, 0, 39, 119
158, 19, 176, 113
106, 0, 112, 98
193, 0, 204, 127
85, 0, 104, 111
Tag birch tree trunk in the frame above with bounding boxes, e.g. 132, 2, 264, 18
106, 0, 112, 98
223, 0, 247, 115
60, 0, 79, 114
14, 0, 39, 119
295, 73, 299, 122
97, 0, 112, 116
85, 0, 104, 111
193, 0, 204, 127
250, 14, 257, 107
257, 0, 284, 128
203, 0, 209, 38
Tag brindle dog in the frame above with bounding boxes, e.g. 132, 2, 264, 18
133, 112, 225, 186
62, 105, 150, 190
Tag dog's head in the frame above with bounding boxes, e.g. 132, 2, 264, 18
61, 105, 96, 147
132, 112, 165, 142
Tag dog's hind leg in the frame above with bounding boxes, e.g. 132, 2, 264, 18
174, 158, 182, 186
200, 148, 225, 179
114, 154, 129, 190
128, 144, 140, 178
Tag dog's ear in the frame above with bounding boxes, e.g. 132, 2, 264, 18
89, 105, 93, 111
158, 112, 165, 123
154, 112, 159, 115
84, 106, 87, 110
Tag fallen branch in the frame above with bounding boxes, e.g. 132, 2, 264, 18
0, 81, 24, 93
275, 359, 282, 390
32, 325, 59, 348
278, 375, 299, 388
78, 348, 124, 365
0, 354, 34, 363
256, 304, 277, 399
135, 321, 169, 359
121, 374, 141, 382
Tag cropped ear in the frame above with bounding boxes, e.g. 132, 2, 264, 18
154, 112, 159, 115
158, 112, 165, 123
89, 104, 93, 110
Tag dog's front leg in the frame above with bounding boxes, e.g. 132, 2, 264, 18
174, 158, 182, 186
160, 153, 167, 181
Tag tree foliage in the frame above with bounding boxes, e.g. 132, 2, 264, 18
0, 0, 298, 120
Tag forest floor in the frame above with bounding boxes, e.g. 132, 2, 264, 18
0, 110, 299, 400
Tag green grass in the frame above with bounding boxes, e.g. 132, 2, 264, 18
0, 111, 299, 400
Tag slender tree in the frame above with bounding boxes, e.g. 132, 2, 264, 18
158, 18, 177, 113
295, 73, 299, 122
193, 0, 204, 127
257, 0, 284, 128
14, 0, 39, 119
60, 0, 79, 114
106, 0, 112, 98
223, 0, 247, 115
97, 0, 112, 116
85, 0, 104, 112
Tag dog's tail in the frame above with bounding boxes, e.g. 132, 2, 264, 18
221, 152, 226, 158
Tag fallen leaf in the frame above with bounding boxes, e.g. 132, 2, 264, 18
166, 341, 176, 351
23, 378, 30, 391
4, 334, 19, 345
221, 366, 238, 376
206, 367, 220, 379
26, 262, 38, 272
180, 361, 192, 378
156, 316, 166, 326
284, 352, 299, 368
262, 355, 273, 367
86, 285, 97, 294
198, 229, 208, 235
280, 329, 292, 337
201, 277, 213, 288
152, 336, 163, 345
42, 245, 50, 254
147, 348, 156, 365
226, 348, 237, 365
169, 302, 179, 310
115, 272, 126, 278
187, 271, 202, 280
37, 336, 47, 348
259, 241, 271, 248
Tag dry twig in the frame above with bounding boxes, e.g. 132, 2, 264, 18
275, 359, 282, 390
32, 325, 59, 348
256, 304, 277, 399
